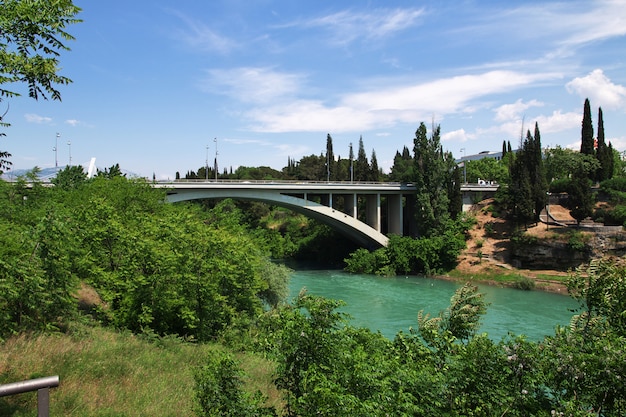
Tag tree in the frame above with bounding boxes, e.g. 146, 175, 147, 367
412, 122, 450, 237
96, 163, 125, 179
465, 157, 508, 184
296, 154, 325, 180
568, 155, 596, 224
369, 149, 380, 181
354, 136, 369, 181
389, 146, 412, 183
580, 98, 595, 156
51, 164, 87, 190
595, 107, 613, 182
0, 0, 81, 169
506, 125, 547, 226
325, 134, 334, 181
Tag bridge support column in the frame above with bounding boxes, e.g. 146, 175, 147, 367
344, 193, 357, 218
388, 194, 403, 236
366, 194, 381, 232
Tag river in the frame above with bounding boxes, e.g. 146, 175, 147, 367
289, 269, 579, 341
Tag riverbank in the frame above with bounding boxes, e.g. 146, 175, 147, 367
448, 200, 571, 294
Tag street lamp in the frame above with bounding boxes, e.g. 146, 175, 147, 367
67, 140, 72, 166
349, 142, 354, 183
214, 137, 218, 181
54, 133, 59, 168
460, 147, 467, 184
205, 144, 209, 181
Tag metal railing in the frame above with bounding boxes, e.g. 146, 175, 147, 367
0, 375, 59, 417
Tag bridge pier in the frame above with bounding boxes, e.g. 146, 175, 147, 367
388, 194, 403, 235
365, 194, 381, 232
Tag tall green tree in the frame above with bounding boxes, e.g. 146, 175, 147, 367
507, 125, 547, 225
580, 98, 595, 156
325, 133, 334, 181
531, 123, 548, 220
568, 155, 596, 224
354, 136, 369, 181
412, 122, 450, 237
389, 146, 412, 183
0, 0, 81, 171
369, 150, 380, 181
595, 107, 613, 182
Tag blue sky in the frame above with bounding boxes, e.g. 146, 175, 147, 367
4, 0, 626, 179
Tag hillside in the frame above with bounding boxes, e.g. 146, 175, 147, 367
452, 199, 578, 293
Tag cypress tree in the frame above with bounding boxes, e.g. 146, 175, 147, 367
355, 136, 369, 181
325, 134, 334, 181
580, 98, 595, 156
595, 107, 612, 182
369, 150, 380, 181
532, 123, 548, 219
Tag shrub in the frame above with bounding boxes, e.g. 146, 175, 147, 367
194, 350, 275, 417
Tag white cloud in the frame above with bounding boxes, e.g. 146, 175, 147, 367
532, 111, 581, 134
494, 99, 543, 122
285, 8, 425, 46
24, 113, 52, 124
566, 69, 626, 110
442, 129, 473, 143
65, 119, 81, 127
171, 11, 238, 54
557, 0, 626, 47
243, 70, 561, 133
203, 67, 305, 104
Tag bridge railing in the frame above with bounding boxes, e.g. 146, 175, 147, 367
160, 179, 410, 186
0, 375, 59, 417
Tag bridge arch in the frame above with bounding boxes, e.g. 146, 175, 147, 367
159, 182, 410, 249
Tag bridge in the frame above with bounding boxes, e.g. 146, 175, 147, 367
154, 180, 498, 249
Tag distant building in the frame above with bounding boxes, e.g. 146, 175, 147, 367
456, 150, 505, 164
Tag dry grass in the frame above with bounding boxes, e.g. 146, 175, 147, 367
451, 199, 571, 293
0, 324, 280, 416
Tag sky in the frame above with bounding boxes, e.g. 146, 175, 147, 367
3, 0, 626, 180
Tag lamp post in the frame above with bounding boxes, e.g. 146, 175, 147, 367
460, 147, 467, 184
214, 137, 218, 181
349, 142, 354, 183
54, 133, 59, 168
67, 140, 72, 166
205, 144, 209, 181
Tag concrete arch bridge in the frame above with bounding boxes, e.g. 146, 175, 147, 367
155, 180, 498, 249
155, 180, 419, 249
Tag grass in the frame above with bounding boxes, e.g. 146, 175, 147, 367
0, 322, 280, 416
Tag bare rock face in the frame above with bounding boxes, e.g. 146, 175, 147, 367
511, 227, 626, 270
511, 240, 589, 270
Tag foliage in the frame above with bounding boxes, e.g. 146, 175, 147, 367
465, 156, 508, 184
580, 98, 595, 156
194, 350, 275, 417
417, 283, 487, 348
389, 145, 412, 182
344, 218, 469, 276
51, 164, 87, 189
544, 146, 582, 182
0, 0, 81, 169
412, 122, 460, 237
506, 124, 547, 226
567, 156, 597, 223
0, 175, 288, 342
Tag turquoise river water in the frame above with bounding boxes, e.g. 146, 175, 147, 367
289, 269, 579, 341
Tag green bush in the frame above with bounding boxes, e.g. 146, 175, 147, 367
194, 350, 275, 416
549, 178, 571, 193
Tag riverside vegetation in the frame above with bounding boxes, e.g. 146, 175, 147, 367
2, 2, 625, 415
1, 171, 625, 416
